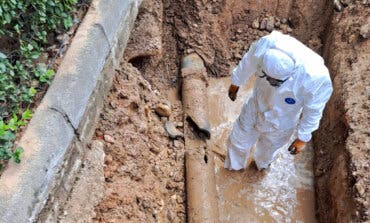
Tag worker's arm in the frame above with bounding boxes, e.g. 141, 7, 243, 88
297, 77, 333, 142
231, 42, 259, 87
289, 76, 332, 155
229, 42, 259, 101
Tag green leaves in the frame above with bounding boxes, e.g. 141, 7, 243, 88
0, 130, 15, 141
12, 147, 23, 164
35, 63, 55, 83
63, 17, 73, 29
0, 52, 6, 59
0, 146, 23, 170
0, 110, 31, 169
0, 0, 78, 169
21, 109, 32, 120
0, 63, 5, 73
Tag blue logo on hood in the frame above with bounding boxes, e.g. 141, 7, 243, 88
285, 97, 296, 104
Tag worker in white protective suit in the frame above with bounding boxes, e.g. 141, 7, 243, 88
224, 31, 333, 171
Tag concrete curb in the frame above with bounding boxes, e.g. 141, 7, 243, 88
0, 1, 141, 222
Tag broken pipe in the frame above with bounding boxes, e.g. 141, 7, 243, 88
181, 53, 219, 222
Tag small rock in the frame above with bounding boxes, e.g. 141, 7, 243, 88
47, 44, 57, 52
234, 52, 242, 59
165, 121, 183, 139
176, 121, 184, 127
105, 154, 113, 164
236, 28, 243, 34
281, 24, 288, 33
174, 172, 183, 182
356, 184, 365, 195
252, 19, 260, 29
348, 33, 357, 43
360, 23, 369, 39
144, 105, 152, 122
340, 0, 351, 6
150, 145, 162, 154
173, 140, 180, 148
281, 18, 287, 24
333, 0, 343, 11
266, 17, 275, 32
155, 103, 171, 117
186, 48, 195, 54
104, 134, 115, 143
152, 165, 160, 174
67, 28, 75, 35
177, 196, 183, 204
161, 116, 168, 123
110, 101, 117, 109
287, 27, 293, 33
275, 21, 281, 28
56, 34, 69, 44
258, 30, 265, 36
259, 19, 267, 30
167, 210, 176, 221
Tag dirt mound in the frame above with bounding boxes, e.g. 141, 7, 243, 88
93, 63, 185, 222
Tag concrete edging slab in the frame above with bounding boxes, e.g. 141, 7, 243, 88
0, 1, 141, 222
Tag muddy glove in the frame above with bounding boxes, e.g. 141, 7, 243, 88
288, 139, 306, 155
228, 84, 239, 101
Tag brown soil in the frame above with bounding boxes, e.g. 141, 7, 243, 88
93, 63, 186, 222
314, 2, 370, 222
92, 0, 369, 222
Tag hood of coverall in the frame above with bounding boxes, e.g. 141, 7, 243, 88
262, 48, 295, 80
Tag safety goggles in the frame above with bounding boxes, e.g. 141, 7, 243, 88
259, 70, 288, 87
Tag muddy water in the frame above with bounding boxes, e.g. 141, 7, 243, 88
207, 77, 317, 223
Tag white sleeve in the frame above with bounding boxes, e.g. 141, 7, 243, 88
297, 77, 333, 142
231, 42, 259, 86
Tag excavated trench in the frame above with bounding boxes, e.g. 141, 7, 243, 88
60, 0, 369, 222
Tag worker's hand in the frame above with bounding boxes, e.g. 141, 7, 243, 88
288, 139, 306, 155
228, 84, 239, 101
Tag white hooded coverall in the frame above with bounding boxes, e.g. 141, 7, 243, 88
224, 31, 333, 170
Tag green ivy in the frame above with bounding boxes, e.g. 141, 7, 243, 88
0, 0, 79, 169
0, 109, 32, 170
